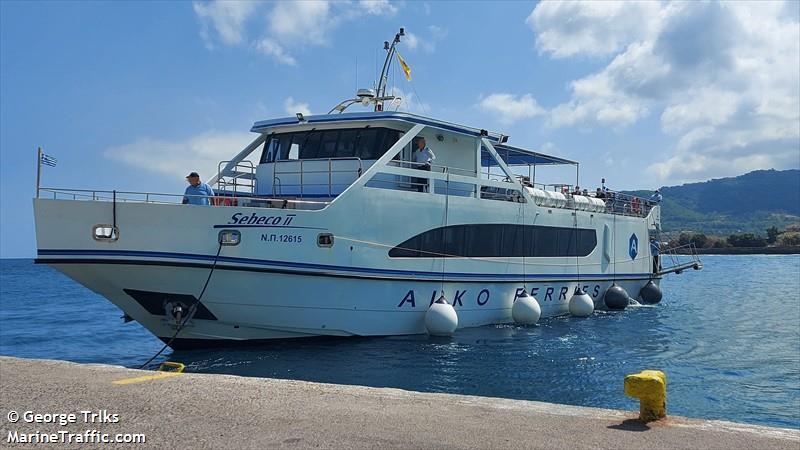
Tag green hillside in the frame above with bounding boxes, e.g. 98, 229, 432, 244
625, 169, 800, 235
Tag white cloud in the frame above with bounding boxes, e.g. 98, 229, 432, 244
259, 1, 397, 64
254, 39, 297, 66
269, 1, 333, 45
401, 25, 446, 53
527, 1, 662, 58
404, 32, 420, 50
283, 97, 311, 116
193, 1, 258, 48
359, 0, 397, 16
193, 1, 398, 65
478, 93, 545, 124
104, 131, 256, 182
529, 1, 800, 183
388, 87, 430, 115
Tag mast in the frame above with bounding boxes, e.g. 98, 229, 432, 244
327, 28, 405, 114
375, 28, 405, 111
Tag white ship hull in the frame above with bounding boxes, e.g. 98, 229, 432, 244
35, 186, 659, 348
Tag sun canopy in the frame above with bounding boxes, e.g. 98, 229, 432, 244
482, 144, 577, 166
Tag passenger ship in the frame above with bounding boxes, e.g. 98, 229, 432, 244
34, 30, 701, 348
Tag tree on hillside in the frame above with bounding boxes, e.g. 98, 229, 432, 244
678, 232, 708, 248
776, 232, 800, 246
727, 233, 767, 247
766, 226, 779, 244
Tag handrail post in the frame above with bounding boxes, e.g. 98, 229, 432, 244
329, 158, 332, 197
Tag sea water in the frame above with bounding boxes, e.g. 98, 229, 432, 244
1, 256, 798, 428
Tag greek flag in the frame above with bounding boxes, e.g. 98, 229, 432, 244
41, 153, 57, 167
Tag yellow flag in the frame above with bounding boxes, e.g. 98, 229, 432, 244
396, 52, 411, 81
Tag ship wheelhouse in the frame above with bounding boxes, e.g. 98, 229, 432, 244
211, 111, 633, 212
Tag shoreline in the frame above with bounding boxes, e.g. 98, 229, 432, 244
1, 356, 798, 449
674, 246, 800, 255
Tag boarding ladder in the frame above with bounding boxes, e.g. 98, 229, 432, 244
657, 243, 703, 276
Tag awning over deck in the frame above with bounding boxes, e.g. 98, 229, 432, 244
483, 144, 577, 167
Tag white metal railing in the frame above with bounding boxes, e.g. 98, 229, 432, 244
216, 160, 256, 195
36, 188, 330, 210
369, 164, 658, 216
367, 164, 525, 202
271, 157, 363, 198
521, 181, 656, 218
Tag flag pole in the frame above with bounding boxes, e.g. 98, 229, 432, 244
36, 147, 42, 198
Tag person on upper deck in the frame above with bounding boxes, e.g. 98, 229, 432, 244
413, 137, 436, 171
595, 188, 606, 199
182, 172, 215, 206
651, 189, 663, 204
572, 186, 582, 196
412, 137, 436, 192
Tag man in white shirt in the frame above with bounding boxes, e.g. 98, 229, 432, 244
413, 137, 436, 169
412, 137, 436, 192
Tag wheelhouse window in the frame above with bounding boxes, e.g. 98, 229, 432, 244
260, 127, 401, 163
388, 224, 597, 258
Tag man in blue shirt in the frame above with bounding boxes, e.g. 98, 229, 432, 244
182, 172, 215, 206
650, 189, 663, 204
650, 237, 660, 273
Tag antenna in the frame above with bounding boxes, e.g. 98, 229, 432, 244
327, 29, 406, 114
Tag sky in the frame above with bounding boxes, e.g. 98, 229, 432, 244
1, 0, 799, 258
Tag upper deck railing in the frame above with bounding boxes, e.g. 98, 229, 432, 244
270, 157, 363, 198
37, 188, 330, 210
38, 167, 658, 218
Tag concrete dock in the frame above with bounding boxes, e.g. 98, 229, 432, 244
1, 356, 798, 449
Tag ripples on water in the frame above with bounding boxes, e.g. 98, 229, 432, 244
1, 256, 798, 428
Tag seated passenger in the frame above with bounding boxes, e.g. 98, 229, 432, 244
182, 172, 215, 206
572, 186, 582, 196
595, 188, 605, 199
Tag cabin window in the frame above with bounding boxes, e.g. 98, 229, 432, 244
336, 129, 359, 158
259, 127, 401, 163
388, 224, 597, 258
298, 131, 323, 159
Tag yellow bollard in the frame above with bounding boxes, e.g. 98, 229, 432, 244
624, 370, 667, 422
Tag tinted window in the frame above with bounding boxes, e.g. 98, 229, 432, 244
278, 134, 293, 160
318, 130, 339, 158
336, 130, 359, 158
355, 128, 381, 160
259, 127, 401, 162
388, 224, 597, 258
260, 134, 296, 163
299, 131, 322, 159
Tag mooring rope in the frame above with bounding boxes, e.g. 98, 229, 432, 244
138, 241, 223, 369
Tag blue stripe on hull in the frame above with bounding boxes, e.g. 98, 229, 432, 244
37, 249, 653, 281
